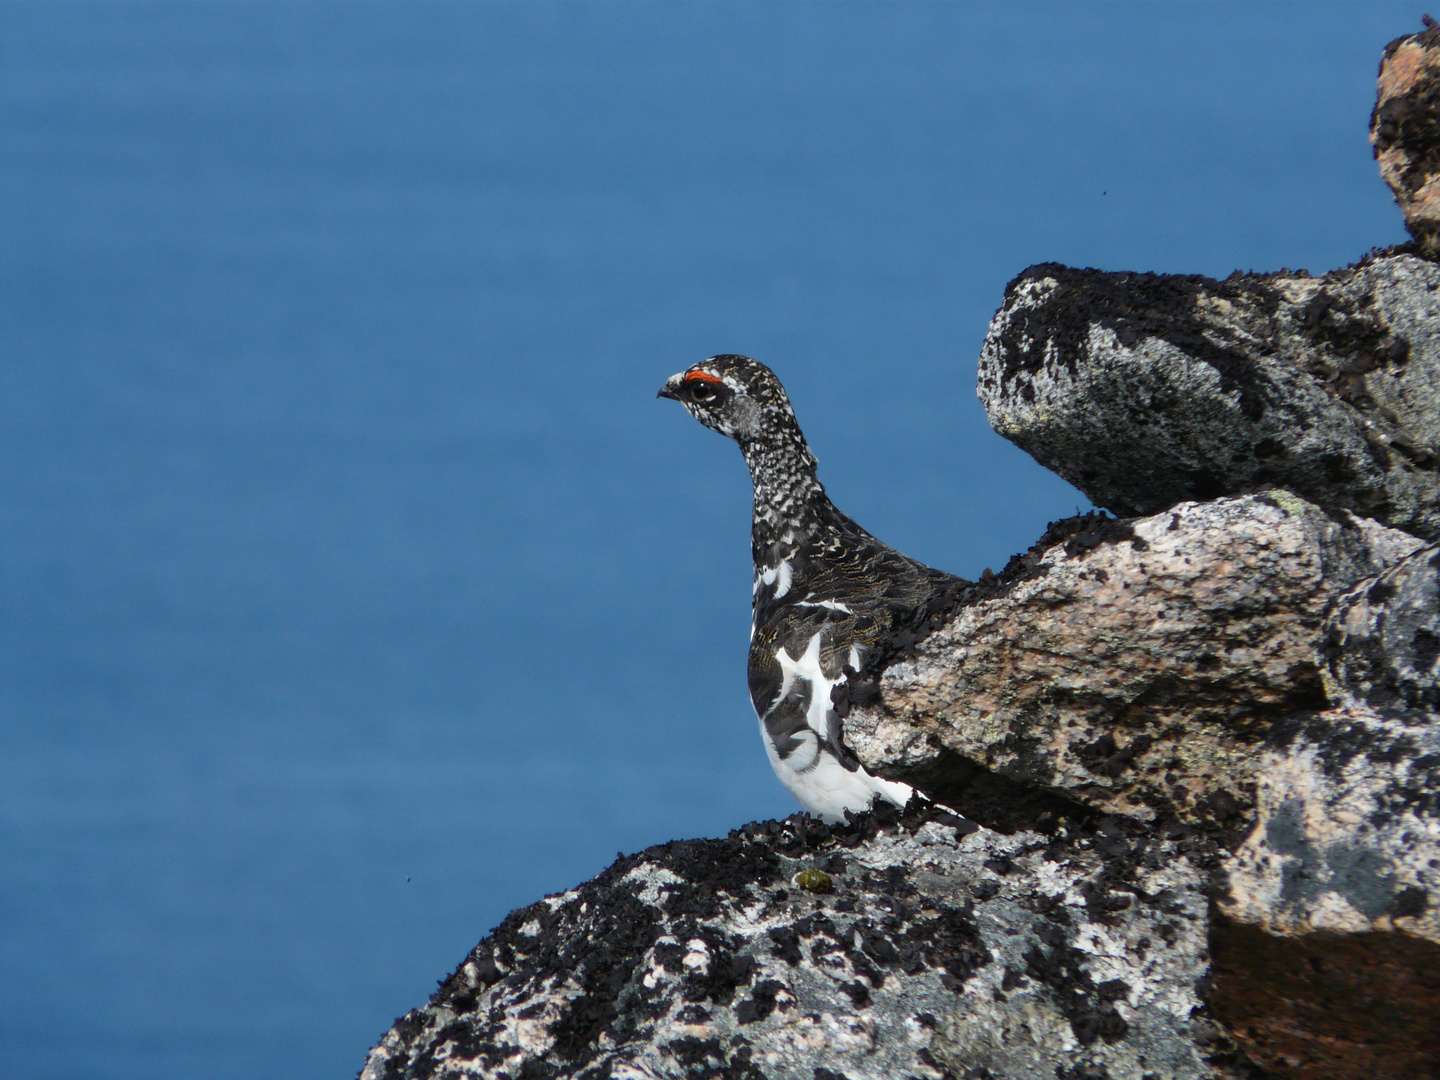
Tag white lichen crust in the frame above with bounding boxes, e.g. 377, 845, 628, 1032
359, 809, 1216, 1080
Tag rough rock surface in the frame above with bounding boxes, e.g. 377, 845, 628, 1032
839, 498, 1440, 1078
1208, 700, 1440, 1077
1372, 17, 1440, 255
845, 492, 1424, 832
1210, 542, 1440, 1077
362, 505, 1440, 1080
360, 806, 1225, 1080
976, 252, 1440, 539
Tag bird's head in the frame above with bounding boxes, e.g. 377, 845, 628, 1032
657, 355, 798, 444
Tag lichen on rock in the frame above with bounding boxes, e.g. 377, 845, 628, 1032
1220, 542, 1440, 948
1372, 16, 1440, 255
976, 254, 1440, 540
360, 806, 1220, 1080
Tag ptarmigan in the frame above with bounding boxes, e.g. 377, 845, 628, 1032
659, 355, 963, 823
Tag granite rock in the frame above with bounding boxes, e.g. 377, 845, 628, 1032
1218, 541, 1440, 942
975, 253, 1440, 539
836, 507, 1440, 1078
1208, 543, 1440, 1074
844, 492, 1424, 833
1372, 17, 1440, 255
1323, 539, 1440, 718
359, 806, 1222, 1080
840, 506, 1434, 1077
1211, 669, 1440, 1075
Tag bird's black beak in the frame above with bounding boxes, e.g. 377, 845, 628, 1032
657, 374, 682, 400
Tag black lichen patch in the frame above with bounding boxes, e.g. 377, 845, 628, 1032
995, 263, 1281, 423
1414, 628, 1440, 673
1062, 514, 1146, 557
652, 835, 788, 898
1077, 732, 1155, 779
734, 979, 785, 1025
1293, 286, 1428, 465
1022, 935, 1129, 1046
767, 925, 803, 966
1389, 885, 1429, 919
659, 1034, 767, 1079
678, 933, 757, 1007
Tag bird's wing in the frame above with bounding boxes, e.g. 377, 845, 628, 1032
807, 516, 961, 611
749, 507, 964, 774
748, 610, 863, 772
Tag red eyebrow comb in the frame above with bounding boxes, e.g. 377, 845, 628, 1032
683, 370, 723, 385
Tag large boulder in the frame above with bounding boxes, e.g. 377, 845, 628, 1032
1211, 543, 1440, 1075
976, 253, 1440, 540
844, 493, 1423, 833
359, 807, 1223, 1080
1209, 701, 1440, 1077
840, 498, 1440, 1079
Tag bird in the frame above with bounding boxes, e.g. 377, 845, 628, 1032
659, 355, 964, 823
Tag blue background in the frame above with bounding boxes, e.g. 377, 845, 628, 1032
0, 3, 1413, 1077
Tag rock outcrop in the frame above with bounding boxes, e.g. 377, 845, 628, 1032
362, 21, 1440, 1080
839, 497, 1440, 1078
845, 493, 1423, 832
1373, 17, 1440, 256
976, 254, 1440, 540
1209, 542, 1440, 1076
1224, 539, 1440, 946
361, 807, 1225, 1080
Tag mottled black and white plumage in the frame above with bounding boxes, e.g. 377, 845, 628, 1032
659, 355, 962, 822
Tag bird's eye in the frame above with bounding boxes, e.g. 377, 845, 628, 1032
690, 382, 713, 401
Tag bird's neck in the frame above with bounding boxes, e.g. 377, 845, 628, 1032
739, 432, 828, 564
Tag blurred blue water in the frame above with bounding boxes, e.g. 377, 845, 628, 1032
0, 2, 1413, 1077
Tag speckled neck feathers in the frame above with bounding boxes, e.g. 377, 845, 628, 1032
736, 401, 829, 565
